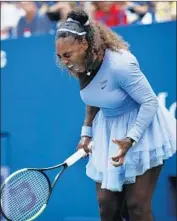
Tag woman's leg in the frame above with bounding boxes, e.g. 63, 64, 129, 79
96, 182, 125, 221
125, 164, 163, 221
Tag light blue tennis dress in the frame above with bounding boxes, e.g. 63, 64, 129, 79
80, 49, 176, 191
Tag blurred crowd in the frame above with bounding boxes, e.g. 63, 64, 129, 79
1, 1, 176, 40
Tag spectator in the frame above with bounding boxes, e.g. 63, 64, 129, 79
1, 1, 176, 40
125, 1, 156, 24
93, 2, 128, 27
1, 1, 25, 40
44, 2, 77, 28
13, 1, 52, 38
155, 1, 176, 22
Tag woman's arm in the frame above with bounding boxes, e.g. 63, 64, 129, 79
111, 53, 159, 166
78, 105, 99, 153
83, 105, 100, 127
117, 54, 158, 143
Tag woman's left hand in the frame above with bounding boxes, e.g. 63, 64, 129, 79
111, 137, 133, 167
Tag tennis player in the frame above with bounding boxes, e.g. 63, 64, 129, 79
55, 9, 176, 221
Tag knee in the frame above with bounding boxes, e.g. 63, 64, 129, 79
97, 194, 118, 216
127, 198, 151, 219
98, 194, 111, 210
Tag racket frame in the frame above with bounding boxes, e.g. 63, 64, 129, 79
0, 142, 93, 221
0, 163, 67, 221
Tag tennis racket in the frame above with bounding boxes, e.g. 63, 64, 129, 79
0, 142, 93, 221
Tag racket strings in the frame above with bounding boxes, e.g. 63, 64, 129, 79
1, 170, 50, 221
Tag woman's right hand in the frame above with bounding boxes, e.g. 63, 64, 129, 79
77, 136, 92, 156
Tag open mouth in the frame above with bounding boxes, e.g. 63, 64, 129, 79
67, 64, 80, 72
67, 65, 73, 69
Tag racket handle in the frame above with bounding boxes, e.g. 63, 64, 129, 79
65, 141, 93, 167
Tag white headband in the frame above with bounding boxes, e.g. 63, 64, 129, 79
58, 28, 86, 36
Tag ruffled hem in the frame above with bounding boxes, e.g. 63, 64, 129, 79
86, 145, 176, 192
88, 101, 176, 191
90, 101, 176, 177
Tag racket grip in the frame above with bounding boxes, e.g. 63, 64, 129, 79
65, 141, 93, 167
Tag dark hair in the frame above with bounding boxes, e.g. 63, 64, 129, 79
56, 8, 94, 54
55, 8, 129, 74
67, 9, 89, 26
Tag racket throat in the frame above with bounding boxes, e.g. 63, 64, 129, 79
48, 165, 67, 203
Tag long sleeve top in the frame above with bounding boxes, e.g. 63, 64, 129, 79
80, 49, 158, 142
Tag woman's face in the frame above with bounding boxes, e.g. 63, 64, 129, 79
56, 36, 88, 73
